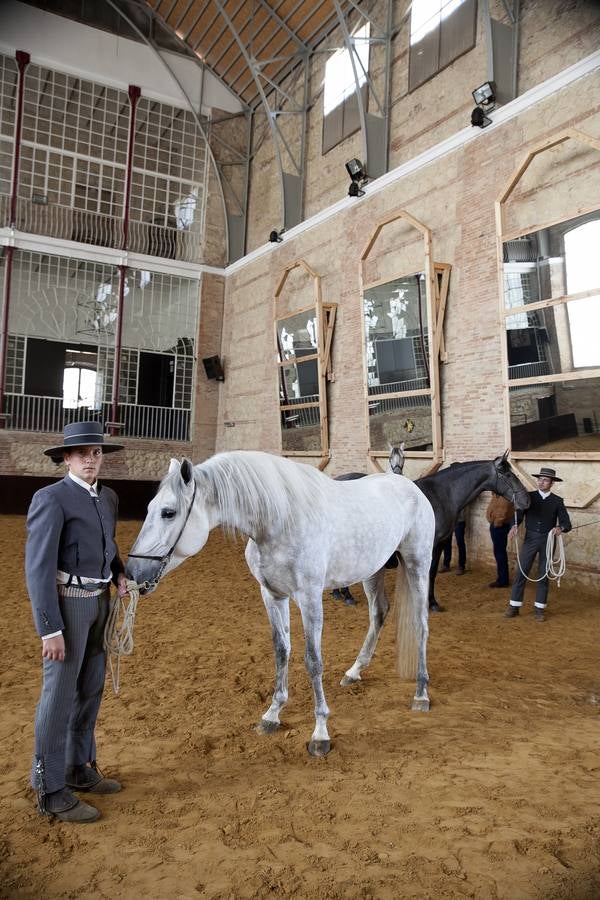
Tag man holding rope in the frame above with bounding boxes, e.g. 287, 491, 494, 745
26, 421, 128, 823
504, 466, 571, 622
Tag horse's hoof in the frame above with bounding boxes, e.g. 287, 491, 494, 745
255, 719, 280, 735
307, 739, 331, 757
411, 697, 430, 712
429, 602, 445, 613
340, 674, 360, 686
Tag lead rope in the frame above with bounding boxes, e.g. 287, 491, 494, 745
104, 580, 141, 696
512, 509, 567, 587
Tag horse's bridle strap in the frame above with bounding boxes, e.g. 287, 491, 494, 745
128, 479, 197, 577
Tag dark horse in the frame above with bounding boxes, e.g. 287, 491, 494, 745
335, 452, 530, 612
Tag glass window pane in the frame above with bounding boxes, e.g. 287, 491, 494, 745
506, 295, 600, 381
502, 211, 600, 308
279, 359, 319, 403
510, 377, 600, 452
364, 274, 430, 395
276, 309, 318, 360
280, 405, 321, 453
369, 394, 432, 452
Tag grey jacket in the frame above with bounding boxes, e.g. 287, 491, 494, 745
25, 476, 124, 636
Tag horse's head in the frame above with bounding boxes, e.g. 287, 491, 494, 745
389, 442, 405, 475
492, 451, 530, 511
126, 458, 208, 594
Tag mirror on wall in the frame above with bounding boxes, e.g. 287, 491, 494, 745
274, 259, 337, 463
502, 209, 600, 455
277, 307, 321, 453
363, 273, 433, 451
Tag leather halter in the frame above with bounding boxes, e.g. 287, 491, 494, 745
494, 465, 527, 506
128, 479, 197, 590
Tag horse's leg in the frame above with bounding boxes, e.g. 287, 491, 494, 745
256, 587, 291, 735
429, 543, 446, 613
340, 569, 388, 686
296, 591, 331, 757
331, 587, 356, 604
398, 559, 431, 712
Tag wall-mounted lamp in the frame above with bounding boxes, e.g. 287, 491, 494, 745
472, 81, 496, 107
269, 229, 284, 243
345, 157, 368, 197
470, 80, 496, 128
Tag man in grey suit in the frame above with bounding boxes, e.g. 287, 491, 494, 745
27, 421, 129, 823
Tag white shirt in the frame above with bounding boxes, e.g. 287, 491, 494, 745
42, 472, 110, 641
538, 489, 551, 499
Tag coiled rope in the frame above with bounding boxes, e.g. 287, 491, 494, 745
104, 580, 141, 695
513, 528, 566, 587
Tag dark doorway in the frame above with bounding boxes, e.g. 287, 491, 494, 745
138, 351, 174, 407
24, 338, 65, 397
538, 395, 557, 419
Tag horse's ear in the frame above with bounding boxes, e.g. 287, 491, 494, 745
399, 441, 405, 452
168, 458, 180, 474
180, 458, 194, 486
502, 449, 510, 463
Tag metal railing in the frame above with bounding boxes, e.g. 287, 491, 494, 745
368, 376, 430, 395
3, 393, 190, 442
368, 394, 431, 415
118, 401, 190, 441
508, 360, 552, 380
2, 196, 203, 263
280, 394, 320, 429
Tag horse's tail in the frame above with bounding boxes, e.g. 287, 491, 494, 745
394, 559, 418, 679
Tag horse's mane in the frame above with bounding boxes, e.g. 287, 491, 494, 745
417, 459, 497, 482
193, 450, 329, 536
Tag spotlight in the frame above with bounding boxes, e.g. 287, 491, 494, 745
471, 107, 492, 128
472, 81, 496, 107
345, 158, 367, 182
269, 229, 284, 243
345, 158, 368, 198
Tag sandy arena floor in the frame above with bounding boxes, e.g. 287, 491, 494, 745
1, 514, 599, 899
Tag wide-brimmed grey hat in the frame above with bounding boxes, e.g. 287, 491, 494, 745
531, 466, 562, 482
44, 421, 123, 461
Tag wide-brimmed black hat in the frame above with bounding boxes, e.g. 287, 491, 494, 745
531, 466, 562, 482
44, 421, 123, 462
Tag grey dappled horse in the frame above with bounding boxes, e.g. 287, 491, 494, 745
126, 450, 435, 757
336, 452, 530, 611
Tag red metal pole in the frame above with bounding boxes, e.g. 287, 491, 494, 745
0, 247, 15, 427
9, 50, 30, 227
121, 84, 141, 252
109, 85, 140, 435
0, 51, 30, 427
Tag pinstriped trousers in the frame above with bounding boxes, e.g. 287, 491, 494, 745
31, 587, 110, 795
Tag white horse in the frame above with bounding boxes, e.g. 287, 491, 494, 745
126, 451, 435, 756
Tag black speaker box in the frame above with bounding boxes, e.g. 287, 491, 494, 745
202, 355, 224, 381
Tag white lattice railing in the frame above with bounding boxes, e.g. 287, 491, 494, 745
3, 394, 190, 442
127, 219, 202, 263
3, 196, 202, 263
